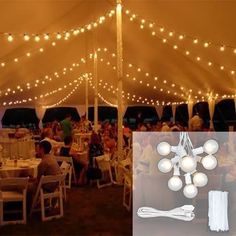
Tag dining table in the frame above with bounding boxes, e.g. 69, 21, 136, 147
0, 158, 41, 178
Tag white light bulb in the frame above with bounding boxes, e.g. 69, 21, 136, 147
193, 172, 208, 187
168, 176, 182, 191
24, 34, 30, 41
7, 34, 13, 42
183, 184, 198, 198
158, 158, 172, 173
201, 155, 217, 170
180, 156, 196, 173
34, 35, 40, 42
203, 139, 219, 154
157, 142, 171, 156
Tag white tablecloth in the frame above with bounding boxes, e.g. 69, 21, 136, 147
0, 159, 41, 178
0, 138, 35, 159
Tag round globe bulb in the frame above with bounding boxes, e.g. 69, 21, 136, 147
193, 172, 208, 187
158, 158, 172, 173
203, 139, 219, 154
157, 142, 171, 156
180, 156, 196, 173
201, 155, 217, 170
168, 176, 183, 191
183, 184, 198, 198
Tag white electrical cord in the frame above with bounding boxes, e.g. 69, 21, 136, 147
137, 205, 195, 221
208, 191, 229, 232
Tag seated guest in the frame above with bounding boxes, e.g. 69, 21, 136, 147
41, 128, 63, 151
37, 141, 61, 183
103, 134, 116, 156
89, 132, 104, 165
59, 136, 88, 185
27, 141, 61, 208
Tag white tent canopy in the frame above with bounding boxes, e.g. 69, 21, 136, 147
0, 0, 235, 110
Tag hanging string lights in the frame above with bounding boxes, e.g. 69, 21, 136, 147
124, 9, 236, 77
0, 9, 115, 70
1, 57, 87, 97
3, 73, 88, 107
3, 8, 115, 43
124, 8, 236, 56
95, 48, 235, 102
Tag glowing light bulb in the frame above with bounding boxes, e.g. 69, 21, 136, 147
193, 172, 208, 187
201, 155, 217, 170
180, 156, 196, 173
168, 176, 183, 191
149, 23, 154, 28
24, 34, 30, 41
56, 33, 62, 40
7, 34, 13, 42
158, 158, 172, 173
203, 139, 219, 154
44, 34, 50, 40
34, 35, 40, 42
220, 46, 225, 51
204, 42, 209, 48
157, 142, 171, 156
160, 27, 164, 32
179, 35, 184, 40
183, 184, 198, 198
193, 39, 198, 44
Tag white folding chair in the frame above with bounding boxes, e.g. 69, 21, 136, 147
95, 155, 113, 189
54, 156, 76, 189
30, 174, 65, 222
123, 171, 132, 211
0, 177, 29, 225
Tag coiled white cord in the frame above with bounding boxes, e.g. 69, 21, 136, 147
137, 205, 195, 221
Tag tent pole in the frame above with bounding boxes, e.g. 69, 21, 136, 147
94, 51, 98, 133
85, 74, 89, 120
116, 0, 123, 164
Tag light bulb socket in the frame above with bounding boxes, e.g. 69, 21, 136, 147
185, 173, 192, 185
173, 165, 180, 176
171, 155, 180, 165
192, 147, 204, 156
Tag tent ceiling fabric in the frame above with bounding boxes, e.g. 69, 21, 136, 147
0, 0, 235, 108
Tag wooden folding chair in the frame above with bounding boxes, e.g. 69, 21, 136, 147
30, 174, 65, 221
0, 177, 29, 225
